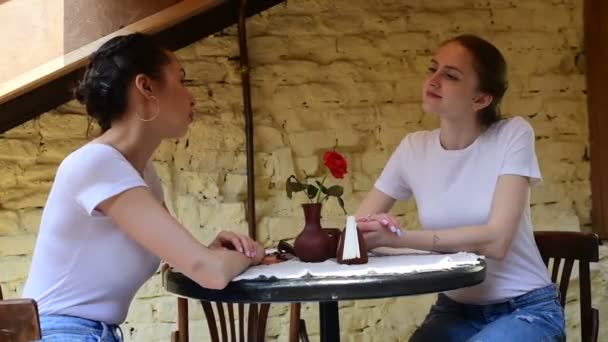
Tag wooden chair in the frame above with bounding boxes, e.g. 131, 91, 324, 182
534, 231, 600, 342
171, 297, 271, 342
288, 303, 310, 342
170, 297, 309, 342
0, 298, 42, 342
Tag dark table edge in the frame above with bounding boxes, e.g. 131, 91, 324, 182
163, 260, 486, 303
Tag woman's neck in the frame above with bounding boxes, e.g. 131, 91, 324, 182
94, 121, 161, 175
438, 117, 483, 150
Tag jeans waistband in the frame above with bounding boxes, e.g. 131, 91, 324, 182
40, 315, 123, 341
439, 284, 560, 314
510, 283, 560, 308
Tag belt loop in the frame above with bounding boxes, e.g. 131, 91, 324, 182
555, 284, 562, 303
100, 321, 109, 340
116, 325, 125, 341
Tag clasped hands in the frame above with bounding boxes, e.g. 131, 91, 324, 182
356, 213, 404, 250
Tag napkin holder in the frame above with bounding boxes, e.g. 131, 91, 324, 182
336, 216, 368, 265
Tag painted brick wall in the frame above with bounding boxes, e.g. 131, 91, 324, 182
1, 0, 605, 341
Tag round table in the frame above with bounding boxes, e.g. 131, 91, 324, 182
164, 260, 486, 342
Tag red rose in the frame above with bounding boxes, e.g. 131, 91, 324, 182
323, 151, 348, 179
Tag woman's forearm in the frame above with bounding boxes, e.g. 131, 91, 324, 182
356, 188, 397, 217
190, 249, 253, 289
388, 225, 508, 260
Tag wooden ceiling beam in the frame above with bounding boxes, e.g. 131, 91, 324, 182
0, 0, 284, 133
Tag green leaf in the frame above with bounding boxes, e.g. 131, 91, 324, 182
337, 197, 347, 215
306, 185, 319, 199
286, 175, 307, 199
315, 180, 328, 193
325, 185, 343, 197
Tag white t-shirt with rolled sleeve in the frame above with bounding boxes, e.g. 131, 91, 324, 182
23, 144, 163, 324
375, 116, 551, 304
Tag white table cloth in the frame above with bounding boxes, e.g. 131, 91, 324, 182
235, 248, 482, 281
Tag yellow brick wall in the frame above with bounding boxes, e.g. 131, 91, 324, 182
1, 0, 606, 341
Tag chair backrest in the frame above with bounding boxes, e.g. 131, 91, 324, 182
201, 301, 270, 342
0, 298, 42, 342
162, 262, 295, 342
170, 297, 304, 342
534, 231, 600, 342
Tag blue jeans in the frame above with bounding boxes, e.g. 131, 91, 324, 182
409, 284, 565, 342
40, 315, 123, 342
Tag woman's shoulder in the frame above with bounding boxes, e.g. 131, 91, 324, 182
387, 129, 438, 161
401, 129, 438, 146
61, 143, 123, 166
56, 143, 126, 180
491, 116, 534, 134
486, 116, 535, 143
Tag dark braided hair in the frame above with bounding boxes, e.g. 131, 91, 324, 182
442, 34, 508, 127
74, 33, 170, 132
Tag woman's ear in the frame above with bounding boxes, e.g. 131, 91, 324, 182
472, 93, 493, 112
134, 74, 154, 98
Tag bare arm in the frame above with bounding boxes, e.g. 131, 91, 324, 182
363, 175, 529, 260
355, 188, 397, 217
98, 187, 260, 289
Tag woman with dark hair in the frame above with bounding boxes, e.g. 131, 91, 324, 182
23, 33, 264, 341
356, 34, 566, 341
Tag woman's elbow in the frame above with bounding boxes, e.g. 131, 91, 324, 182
483, 241, 510, 261
202, 276, 230, 290
195, 271, 230, 290
486, 249, 507, 261
482, 225, 514, 261
189, 260, 231, 290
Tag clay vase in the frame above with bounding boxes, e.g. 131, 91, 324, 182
294, 203, 333, 262
323, 228, 342, 258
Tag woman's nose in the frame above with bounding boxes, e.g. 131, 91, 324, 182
428, 73, 441, 88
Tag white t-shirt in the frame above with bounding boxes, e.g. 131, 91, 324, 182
375, 116, 551, 304
23, 144, 163, 324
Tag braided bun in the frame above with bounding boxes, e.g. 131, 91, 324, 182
74, 33, 169, 132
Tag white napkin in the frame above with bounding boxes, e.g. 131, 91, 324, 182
234, 252, 482, 281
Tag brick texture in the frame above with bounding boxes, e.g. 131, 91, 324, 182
1, 0, 605, 341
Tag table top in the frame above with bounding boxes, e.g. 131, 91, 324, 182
163, 259, 486, 303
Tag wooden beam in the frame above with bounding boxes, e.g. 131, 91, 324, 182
0, 0, 285, 133
585, 0, 608, 239
0, 0, 223, 107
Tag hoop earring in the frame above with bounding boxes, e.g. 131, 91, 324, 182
136, 96, 160, 122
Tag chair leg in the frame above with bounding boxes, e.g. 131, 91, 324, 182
289, 303, 301, 342
177, 297, 189, 342
299, 319, 310, 342
171, 330, 179, 342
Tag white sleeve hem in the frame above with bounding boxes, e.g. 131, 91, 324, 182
78, 180, 148, 216
373, 182, 411, 201
499, 170, 542, 186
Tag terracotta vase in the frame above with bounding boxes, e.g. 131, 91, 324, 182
294, 203, 333, 262
323, 228, 342, 258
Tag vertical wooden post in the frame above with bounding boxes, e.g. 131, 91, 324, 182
237, 0, 257, 240
584, 0, 608, 239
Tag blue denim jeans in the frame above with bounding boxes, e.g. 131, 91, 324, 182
40, 315, 123, 342
409, 284, 565, 342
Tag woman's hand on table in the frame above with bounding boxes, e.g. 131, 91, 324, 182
209, 231, 262, 260
356, 213, 402, 250
251, 243, 265, 265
